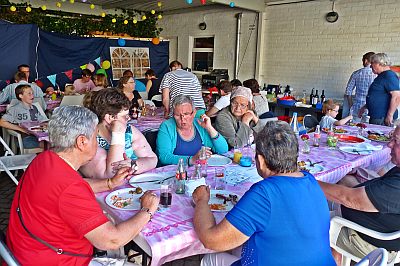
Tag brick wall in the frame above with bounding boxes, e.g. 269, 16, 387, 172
262, 0, 400, 99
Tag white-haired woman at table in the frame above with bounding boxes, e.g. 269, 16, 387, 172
156, 95, 228, 166
193, 121, 335, 266
80, 88, 157, 179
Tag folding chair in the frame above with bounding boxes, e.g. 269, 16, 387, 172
355, 248, 388, 266
0, 231, 20, 266
0, 135, 36, 185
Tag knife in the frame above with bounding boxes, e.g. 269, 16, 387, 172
130, 175, 175, 185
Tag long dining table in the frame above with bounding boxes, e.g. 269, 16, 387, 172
95, 123, 393, 265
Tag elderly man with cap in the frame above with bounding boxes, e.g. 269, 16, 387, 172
215, 86, 264, 148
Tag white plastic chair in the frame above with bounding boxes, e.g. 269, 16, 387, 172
0, 135, 36, 185
330, 216, 400, 266
138, 91, 148, 100
0, 231, 20, 266
355, 248, 388, 266
151, 94, 162, 102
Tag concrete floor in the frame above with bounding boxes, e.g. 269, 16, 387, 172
0, 172, 200, 265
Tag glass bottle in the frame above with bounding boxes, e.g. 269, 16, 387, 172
289, 112, 299, 135
321, 90, 326, 103
191, 163, 202, 180
199, 146, 208, 178
313, 125, 321, 147
301, 139, 311, 154
309, 89, 314, 105
175, 158, 186, 194
302, 90, 307, 104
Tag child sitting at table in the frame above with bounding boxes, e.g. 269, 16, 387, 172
0, 84, 48, 149
320, 99, 353, 129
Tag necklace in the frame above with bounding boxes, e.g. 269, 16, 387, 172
58, 154, 77, 170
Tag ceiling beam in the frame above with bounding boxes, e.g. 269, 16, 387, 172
213, 0, 265, 12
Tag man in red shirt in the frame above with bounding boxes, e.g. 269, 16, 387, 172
6, 105, 159, 265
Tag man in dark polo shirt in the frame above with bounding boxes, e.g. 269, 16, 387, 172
359, 53, 400, 126
318, 125, 400, 264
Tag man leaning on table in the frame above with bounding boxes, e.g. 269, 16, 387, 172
318, 125, 400, 264
6, 105, 159, 265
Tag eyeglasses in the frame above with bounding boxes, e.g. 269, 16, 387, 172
231, 102, 248, 109
173, 111, 194, 119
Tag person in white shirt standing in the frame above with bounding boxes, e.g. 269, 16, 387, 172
160, 60, 205, 118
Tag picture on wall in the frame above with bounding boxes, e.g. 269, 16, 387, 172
110, 47, 150, 79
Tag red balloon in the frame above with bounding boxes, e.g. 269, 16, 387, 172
35, 80, 44, 88
201, 0, 206, 4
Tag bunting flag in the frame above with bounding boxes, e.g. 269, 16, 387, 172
94, 57, 101, 67
80, 64, 87, 70
6, 80, 10, 85
64, 69, 73, 80
47, 74, 57, 86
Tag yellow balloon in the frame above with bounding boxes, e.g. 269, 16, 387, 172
101, 12, 106, 17
41, 5, 47, 10
10, 6, 16, 12
157, 1, 162, 7
70, 0, 74, 3
158, 14, 162, 19
124, 20, 128, 24
142, 15, 146, 20
56, 2, 62, 8
133, 19, 137, 24
102, 60, 111, 70
90, 4, 95, 9
26, 6, 32, 12
112, 18, 116, 23
151, 10, 155, 14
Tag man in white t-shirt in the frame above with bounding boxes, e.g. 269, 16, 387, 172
206, 80, 233, 117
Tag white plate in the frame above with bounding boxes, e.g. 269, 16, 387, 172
129, 172, 172, 190
207, 155, 232, 167
298, 161, 324, 174
105, 188, 143, 210
208, 190, 240, 212
338, 146, 372, 155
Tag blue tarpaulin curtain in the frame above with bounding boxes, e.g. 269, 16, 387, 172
0, 20, 169, 90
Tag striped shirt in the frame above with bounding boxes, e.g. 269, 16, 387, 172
345, 66, 376, 115
159, 69, 205, 114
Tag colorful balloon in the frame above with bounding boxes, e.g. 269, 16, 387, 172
152, 38, 160, 45
112, 18, 116, 23
133, 19, 137, 24
229, 2, 235, 7
201, 0, 206, 5
86, 63, 95, 72
26, 6, 32, 12
186, 0, 192, 4
56, 2, 62, 8
69, 0, 74, 3
157, 1, 162, 7
123, 20, 128, 24
10, 6, 16, 11
101, 12, 106, 17
118, 38, 126, 46
90, 4, 95, 9
41, 5, 47, 10
142, 15, 146, 20
151, 10, 155, 15
102, 60, 111, 70
158, 14, 162, 20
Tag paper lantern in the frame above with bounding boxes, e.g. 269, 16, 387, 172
56, 2, 62, 8
41, 5, 47, 10
26, 6, 32, 12
112, 18, 116, 23
133, 19, 137, 24
152, 37, 160, 45
151, 10, 155, 15
142, 15, 146, 20
118, 38, 126, 46
102, 60, 111, 70
69, 0, 74, 3
229, 2, 235, 7
186, 0, 193, 4
123, 20, 128, 24
101, 12, 106, 17
90, 4, 95, 9
158, 14, 162, 20
157, 1, 162, 7
10, 6, 16, 12
86, 63, 95, 72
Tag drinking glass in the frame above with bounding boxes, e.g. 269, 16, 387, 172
214, 167, 225, 190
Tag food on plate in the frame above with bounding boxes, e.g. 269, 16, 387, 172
297, 161, 311, 172
322, 127, 347, 134
297, 161, 306, 167
215, 193, 239, 205
347, 122, 357, 126
368, 134, 390, 142
132, 187, 143, 194
110, 195, 133, 208
209, 203, 227, 211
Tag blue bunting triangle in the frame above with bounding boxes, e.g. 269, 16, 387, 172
47, 74, 57, 86
94, 57, 101, 67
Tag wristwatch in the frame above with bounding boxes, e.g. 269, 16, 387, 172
130, 160, 138, 173
140, 207, 153, 221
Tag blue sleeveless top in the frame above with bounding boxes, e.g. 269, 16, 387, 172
97, 126, 138, 160
173, 128, 202, 156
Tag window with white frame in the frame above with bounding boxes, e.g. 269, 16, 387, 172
191, 37, 214, 73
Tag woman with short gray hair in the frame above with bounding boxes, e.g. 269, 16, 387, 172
192, 121, 335, 266
156, 94, 228, 166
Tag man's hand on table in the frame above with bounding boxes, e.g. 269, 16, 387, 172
193, 185, 211, 205
140, 191, 160, 214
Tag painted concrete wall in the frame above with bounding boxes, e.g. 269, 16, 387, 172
158, 7, 259, 81
261, 0, 400, 99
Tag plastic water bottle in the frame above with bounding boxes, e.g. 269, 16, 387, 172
199, 146, 208, 178
290, 112, 299, 135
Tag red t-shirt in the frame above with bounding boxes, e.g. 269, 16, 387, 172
6, 151, 108, 265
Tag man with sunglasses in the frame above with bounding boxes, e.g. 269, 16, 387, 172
318, 126, 400, 264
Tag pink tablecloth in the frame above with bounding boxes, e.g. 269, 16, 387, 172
129, 107, 165, 133
19, 121, 49, 142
